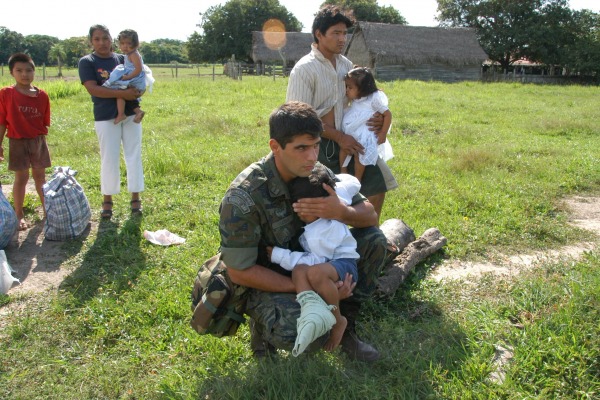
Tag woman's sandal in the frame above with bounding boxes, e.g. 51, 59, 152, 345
130, 199, 142, 214
101, 201, 113, 219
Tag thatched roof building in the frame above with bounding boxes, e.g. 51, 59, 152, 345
345, 22, 488, 82
251, 31, 351, 74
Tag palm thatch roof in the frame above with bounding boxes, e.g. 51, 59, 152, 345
347, 22, 488, 66
251, 31, 313, 63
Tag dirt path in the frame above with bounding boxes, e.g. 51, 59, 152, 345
431, 196, 600, 281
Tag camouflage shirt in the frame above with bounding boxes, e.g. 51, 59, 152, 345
219, 153, 304, 271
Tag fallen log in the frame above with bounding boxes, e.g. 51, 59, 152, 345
377, 227, 447, 296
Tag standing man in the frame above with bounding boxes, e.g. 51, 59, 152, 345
220, 102, 388, 362
286, 4, 397, 222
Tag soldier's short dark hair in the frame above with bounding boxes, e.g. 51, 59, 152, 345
269, 101, 323, 149
8, 53, 35, 72
289, 163, 336, 203
312, 4, 354, 43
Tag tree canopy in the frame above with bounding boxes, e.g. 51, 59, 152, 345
140, 39, 188, 64
436, 0, 600, 76
323, 0, 407, 25
0, 27, 25, 65
191, 0, 302, 63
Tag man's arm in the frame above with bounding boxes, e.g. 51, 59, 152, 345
377, 110, 392, 144
293, 184, 378, 228
227, 264, 296, 293
322, 110, 364, 156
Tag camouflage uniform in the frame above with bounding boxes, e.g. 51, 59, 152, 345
219, 153, 388, 351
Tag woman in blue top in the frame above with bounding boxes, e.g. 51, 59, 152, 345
78, 24, 145, 218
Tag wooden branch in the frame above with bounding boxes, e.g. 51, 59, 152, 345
377, 227, 447, 297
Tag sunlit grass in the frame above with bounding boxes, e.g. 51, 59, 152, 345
0, 77, 598, 398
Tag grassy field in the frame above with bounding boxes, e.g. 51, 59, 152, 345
0, 75, 599, 399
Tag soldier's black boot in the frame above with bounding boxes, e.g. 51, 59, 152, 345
339, 302, 380, 362
249, 319, 276, 359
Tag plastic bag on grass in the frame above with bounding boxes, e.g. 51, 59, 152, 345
1, 250, 19, 294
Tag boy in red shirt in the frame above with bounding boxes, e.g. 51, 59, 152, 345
0, 53, 51, 230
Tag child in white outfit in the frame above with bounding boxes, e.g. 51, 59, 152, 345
340, 66, 393, 182
103, 29, 154, 124
267, 163, 360, 356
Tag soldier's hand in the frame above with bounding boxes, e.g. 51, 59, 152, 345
293, 183, 346, 221
336, 273, 356, 300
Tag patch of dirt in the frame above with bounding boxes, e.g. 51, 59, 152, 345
1, 182, 96, 296
431, 196, 600, 281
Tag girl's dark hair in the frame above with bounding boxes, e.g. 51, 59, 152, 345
344, 66, 378, 98
289, 163, 336, 203
117, 29, 140, 48
312, 4, 354, 43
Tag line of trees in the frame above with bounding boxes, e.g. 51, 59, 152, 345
436, 0, 600, 76
0, 26, 188, 69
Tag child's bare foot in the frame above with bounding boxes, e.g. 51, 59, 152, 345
18, 218, 28, 231
114, 114, 127, 124
324, 315, 347, 352
133, 110, 145, 123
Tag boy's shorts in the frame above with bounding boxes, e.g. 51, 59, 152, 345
330, 258, 358, 283
8, 136, 51, 171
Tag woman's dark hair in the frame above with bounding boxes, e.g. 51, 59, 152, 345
88, 24, 111, 41
289, 163, 336, 203
117, 29, 140, 48
269, 101, 323, 149
345, 66, 379, 98
312, 4, 354, 43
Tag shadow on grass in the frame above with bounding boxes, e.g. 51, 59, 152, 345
182, 260, 469, 399
59, 213, 146, 304
3, 220, 88, 287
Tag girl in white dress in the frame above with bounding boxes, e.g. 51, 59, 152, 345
340, 67, 393, 182
103, 29, 154, 124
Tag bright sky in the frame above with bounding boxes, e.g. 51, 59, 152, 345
1, 0, 598, 42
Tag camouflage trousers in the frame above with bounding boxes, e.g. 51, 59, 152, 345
246, 226, 389, 351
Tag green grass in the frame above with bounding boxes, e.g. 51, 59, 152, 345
0, 76, 599, 399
